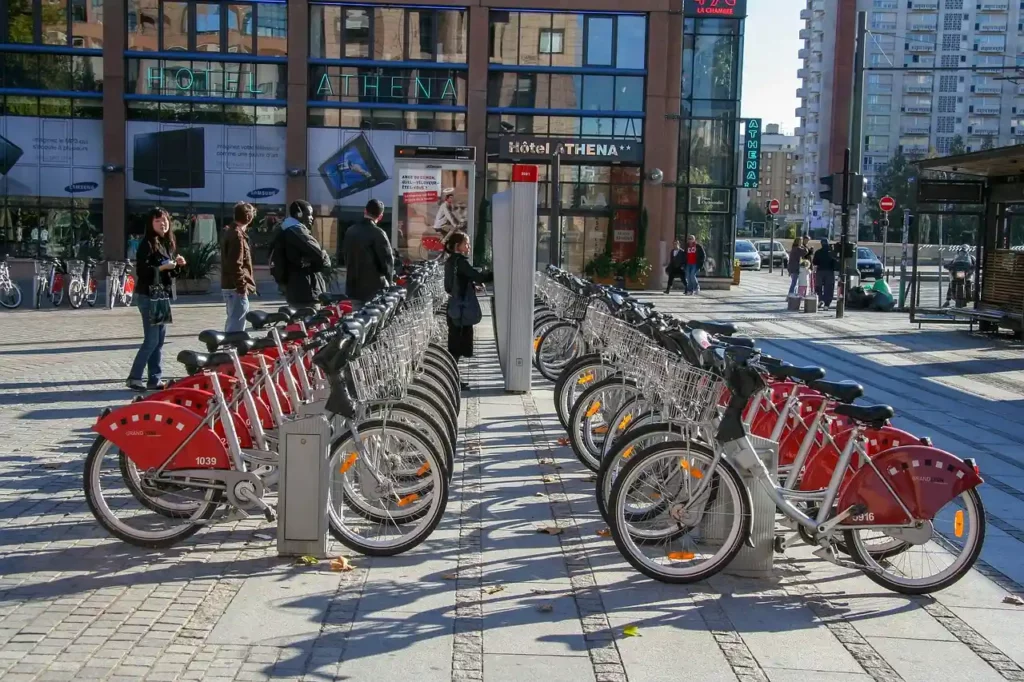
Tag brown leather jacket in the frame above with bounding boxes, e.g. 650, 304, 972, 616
220, 223, 255, 294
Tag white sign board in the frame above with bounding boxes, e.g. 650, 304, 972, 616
398, 167, 441, 204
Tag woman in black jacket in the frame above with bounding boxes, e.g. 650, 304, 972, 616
444, 232, 493, 391
126, 208, 185, 391
811, 238, 836, 310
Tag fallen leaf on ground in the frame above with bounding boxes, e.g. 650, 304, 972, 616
330, 557, 354, 572
254, 533, 273, 541
542, 475, 557, 484
596, 528, 611, 537
539, 457, 555, 466
485, 585, 505, 595
534, 492, 546, 497
1003, 595, 1024, 606
623, 625, 641, 637
537, 526, 563, 535
295, 555, 319, 566
441, 573, 459, 580
537, 603, 554, 613
556, 437, 570, 446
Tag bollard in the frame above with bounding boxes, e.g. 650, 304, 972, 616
725, 438, 778, 578
106, 276, 115, 309
277, 414, 332, 558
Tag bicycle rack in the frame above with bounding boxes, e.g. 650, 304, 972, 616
728, 436, 778, 579
276, 414, 332, 558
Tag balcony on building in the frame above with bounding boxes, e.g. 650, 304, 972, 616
907, 40, 936, 53
796, 106, 806, 117
975, 55, 1005, 72
902, 144, 930, 156
799, 27, 810, 40
794, 126, 803, 136
900, 124, 931, 135
871, 20, 898, 30
808, 81, 822, 94
798, 48, 809, 59
978, 20, 1008, 32
905, 82, 934, 94
804, 120, 819, 134
972, 81, 1002, 94
903, 103, 932, 114
873, 0, 899, 7
968, 126, 1000, 136
909, 0, 939, 8
978, 0, 1009, 10
908, 19, 938, 31
972, 103, 1002, 115
977, 42, 1006, 53
797, 67, 809, 79
800, 8, 812, 20
811, 0, 824, 13
796, 87, 806, 99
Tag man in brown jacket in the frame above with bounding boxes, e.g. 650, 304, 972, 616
221, 202, 256, 332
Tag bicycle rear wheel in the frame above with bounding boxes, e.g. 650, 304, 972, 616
0, 282, 21, 309
535, 321, 583, 382
68, 280, 85, 309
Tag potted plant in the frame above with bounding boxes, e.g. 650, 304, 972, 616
584, 253, 616, 284
618, 256, 653, 290
175, 242, 218, 294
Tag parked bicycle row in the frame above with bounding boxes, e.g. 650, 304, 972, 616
533, 266, 985, 595
0, 255, 137, 310
84, 260, 461, 557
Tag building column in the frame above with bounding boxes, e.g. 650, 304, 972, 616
642, 10, 681, 288
466, 6, 490, 215
102, 0, 127, 260
285, 0, 310, 204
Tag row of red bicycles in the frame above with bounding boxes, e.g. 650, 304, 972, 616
535, 267, 985, 595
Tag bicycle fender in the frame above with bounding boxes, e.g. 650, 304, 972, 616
799, 425, 923, 492
93, 403, 230, 471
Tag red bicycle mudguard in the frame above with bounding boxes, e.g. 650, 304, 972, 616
748, 384, 821, 439
93, 403, 230, 471
836, 445, 983, 525
174, 372, 238, 396
798, 425, 923, 492
141, 387, 255, 450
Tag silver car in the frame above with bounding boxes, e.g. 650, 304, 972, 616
735, 240, 762, 270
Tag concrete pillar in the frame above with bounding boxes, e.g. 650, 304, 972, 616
467, 6, 490, 215
102, 0, 127, 260
286, 0, 310, 204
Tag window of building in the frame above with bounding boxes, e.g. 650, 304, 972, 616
310, 5, 466, 63
5, 0, 104, 47
943, 13, 962, 30
539, 29, 564, 54
126, 0, 287, 54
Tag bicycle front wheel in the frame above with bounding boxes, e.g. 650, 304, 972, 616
0, 282, 22, 309
608, 442, 751, 584
535, 321, 583, 383
68, 280, 85, 309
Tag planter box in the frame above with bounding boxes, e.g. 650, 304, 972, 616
624, 276, 649, 290
176, 277, 212, 295
591, 275, 616, 286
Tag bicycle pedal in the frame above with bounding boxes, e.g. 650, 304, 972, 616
263, 505, 277, 523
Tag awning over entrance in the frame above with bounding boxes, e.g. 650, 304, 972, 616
915, 146, 1024, 179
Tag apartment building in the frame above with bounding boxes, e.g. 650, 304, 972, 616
796, 0, 1024, 224
740, 124, 805, 226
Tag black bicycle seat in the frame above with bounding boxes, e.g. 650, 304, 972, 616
723, 336, 756, 348
688, 320, 738, 337
198, 330, 251, 353
808, 379, 863, 404
251, 337, 278, 351
833, 403, 894, 425
769, 364, 826, 383
246, 311, 271, 329
280, 330, 306, 343
277, 306, 298, 320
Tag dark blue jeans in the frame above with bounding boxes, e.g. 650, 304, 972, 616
128, 295, 167, 384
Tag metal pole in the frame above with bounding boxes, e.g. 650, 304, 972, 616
768, 214, 775, 274
549, 151, 562, 268
937, 214, 944, 306
898, 208, 910, 310
836, 148, 851, 319
882, 211, 888, 280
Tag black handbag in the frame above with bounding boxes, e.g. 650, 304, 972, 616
447, 277, 481, 327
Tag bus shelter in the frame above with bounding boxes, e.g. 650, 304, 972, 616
912, 147, 1024, 337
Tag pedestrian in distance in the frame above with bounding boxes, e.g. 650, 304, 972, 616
342, 198, 394, 307
444, 231, 493, 392
220, 201, 256, 333
812, 238, 837, 309
787, 235, 811, 295
126, 207, 185, 392
269, 200, 330, 307
682, 234, 706, 295
664, 239, 686, 294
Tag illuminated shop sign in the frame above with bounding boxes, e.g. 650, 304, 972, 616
498, 136, 644, 164
145, 66, 266, 96
684, 0, 747, 18
313, 73, 458, 102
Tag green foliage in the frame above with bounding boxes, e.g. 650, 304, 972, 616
176, 242, 219, 280
616, 256, 652, 281
744, 199, 767, 225
584, 253, 616, 278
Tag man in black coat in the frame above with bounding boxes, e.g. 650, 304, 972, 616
665, 240, 686, 294
342, 199, 394, 305
275, 200, 330, 307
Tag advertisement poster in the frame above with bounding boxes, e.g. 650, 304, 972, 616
395, 167, 469, 260
398, 167, 441, 205
0, 116, 104, 199
125, 122, 286, 204
611, 209, 639, 262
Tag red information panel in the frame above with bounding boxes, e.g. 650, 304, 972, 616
402, 191, 438, 204
512, 165, 538, 183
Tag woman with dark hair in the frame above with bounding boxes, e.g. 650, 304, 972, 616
126, 208, 185, 391
444, 231, 492, 391
812, 238, 836, 310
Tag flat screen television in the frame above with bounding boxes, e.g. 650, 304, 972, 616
317, 133, 388, 200
132, 127, 206, 189
0, 134, 24, 176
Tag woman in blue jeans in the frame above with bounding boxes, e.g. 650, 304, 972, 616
126, 208, 185, 392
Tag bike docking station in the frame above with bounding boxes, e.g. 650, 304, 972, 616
275, 414, 332, 559
728, 436, 779, 579
491, 165, 540, 393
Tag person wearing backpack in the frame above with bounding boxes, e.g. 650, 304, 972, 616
269, 200, 329, 306
342, 199, 394, 306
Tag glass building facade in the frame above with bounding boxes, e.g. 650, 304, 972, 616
0, 0, 746, 284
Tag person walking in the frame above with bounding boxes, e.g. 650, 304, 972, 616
220, 201, 256, 332
445, 232, 493, 391
787, 235, 811, 295
272, 200, 330, 307
812, 238, 837, 309
342, 199, 394, 306
126, 207, 185, 392
682, 234, 706, 295
664, 240, 686, 294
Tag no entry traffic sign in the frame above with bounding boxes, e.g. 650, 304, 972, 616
879, 195, 895, 213
768, 199, 781, 215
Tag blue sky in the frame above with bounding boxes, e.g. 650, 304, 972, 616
741, 0, 803, 134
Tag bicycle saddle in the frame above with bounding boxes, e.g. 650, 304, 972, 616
760, 355, 784, 367
198, 330, 251, 353
251, 337, 278, 352
176, 350, 234, 373
687, 320, 738, 337
246, 311, 275, 329
318, 292, 349, 304
832, 403, 894, 426
722, 336, 756, 348
808, 379, 863, 404
723, 344, 760, 364
768, 364, 826, 383
280, 329, 307, 343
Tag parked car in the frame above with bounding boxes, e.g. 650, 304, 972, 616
754, 240, 788, 268
857, 247, 883, 280
735, 240, 762, 270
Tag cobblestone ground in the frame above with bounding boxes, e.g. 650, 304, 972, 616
1, 288, 1023, 682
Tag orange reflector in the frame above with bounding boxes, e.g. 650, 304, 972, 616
650, 492, 662, 500
397, 493, 420, 507
533, 337, 541, 352
416, 462, 431, 477
585, 401, 602, 418
954, 510, 964, 538
622, 446, 636, 460
618, 413, 633, 431
339, 453, 358, 474
577, 372, 595, 386
679, 459, 689, 470
691, 468, 704, 480
594, 425, 609, 435
667, 551, 695, 561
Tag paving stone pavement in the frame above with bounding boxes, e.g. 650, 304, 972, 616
0, 284, 1022, 682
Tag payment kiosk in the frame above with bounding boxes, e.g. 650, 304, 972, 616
491, 165, 539, 393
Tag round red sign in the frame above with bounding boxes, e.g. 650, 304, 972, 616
768, 199, 781, 215
879, 195, 895, 212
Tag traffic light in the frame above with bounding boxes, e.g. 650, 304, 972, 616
879, 216, 889, 241
819, 175, 835, 203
